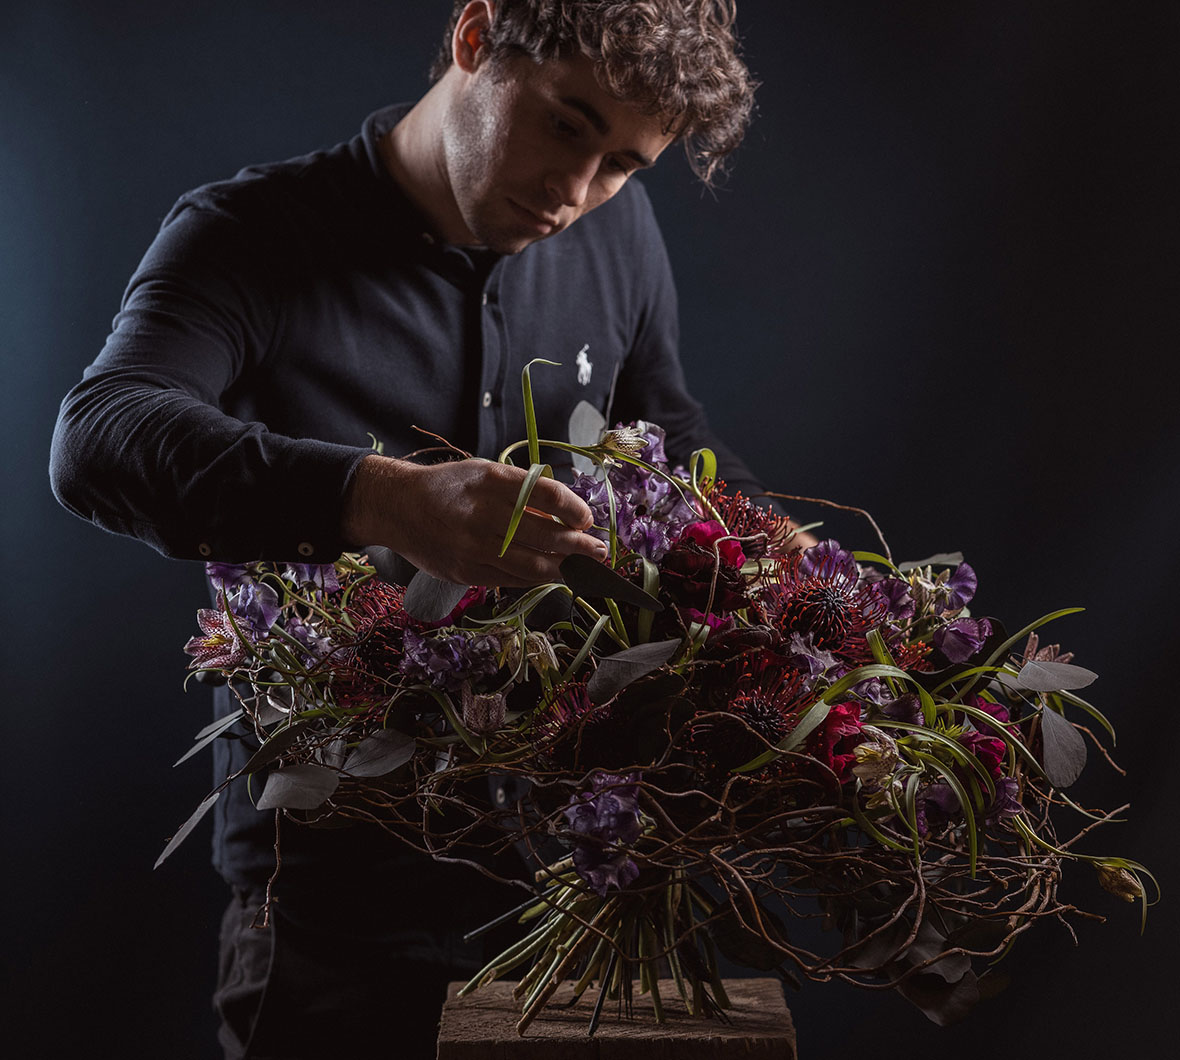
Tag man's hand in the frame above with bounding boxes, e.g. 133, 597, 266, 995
341, 455, 608, 588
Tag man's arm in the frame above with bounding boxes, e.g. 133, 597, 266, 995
50, 203, 606, 578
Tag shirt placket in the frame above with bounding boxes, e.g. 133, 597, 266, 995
475, 262, 507, 460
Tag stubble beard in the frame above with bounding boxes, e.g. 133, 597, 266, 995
442, 79, 540, 255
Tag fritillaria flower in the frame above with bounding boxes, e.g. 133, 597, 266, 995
184, 602, 247, 670
563, 772, 643, 897
461, 683, 507, 735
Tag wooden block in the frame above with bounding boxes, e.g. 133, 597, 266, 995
437, 978, 797, 1059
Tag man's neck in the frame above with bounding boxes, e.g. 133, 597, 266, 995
379, 77, 472, 246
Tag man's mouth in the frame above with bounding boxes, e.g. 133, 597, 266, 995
509, 200, 560, 235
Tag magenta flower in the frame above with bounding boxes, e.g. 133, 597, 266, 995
679, 520, 746, 567
184, 604, 247, 670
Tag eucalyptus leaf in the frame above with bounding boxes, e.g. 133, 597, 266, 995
568, 400, 606, 474
364, 544, 401, 585
239, 720, 311, 776
897, 969, 980, 1027
898, 552, 965, 571
587, 639, 680, 704
175, 710, 243, 767
256, 764, 340, 810
154, 791, 221, 869
403, 570, 470, 624
559, 553, 663, 611
192, 707, 244, 741
343, 729, 416, 778
1039, 706, 1088, 788
1015, 659, 1099, 691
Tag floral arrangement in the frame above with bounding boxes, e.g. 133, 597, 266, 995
162, 367, 1153, 1033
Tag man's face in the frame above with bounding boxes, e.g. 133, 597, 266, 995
441, 52, 676, 253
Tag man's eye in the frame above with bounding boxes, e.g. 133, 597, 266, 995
550, 114, 578, 137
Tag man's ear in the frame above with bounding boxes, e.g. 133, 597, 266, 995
452, 0, 494, 74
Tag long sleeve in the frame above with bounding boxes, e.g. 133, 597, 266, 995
49, 202, 370, 563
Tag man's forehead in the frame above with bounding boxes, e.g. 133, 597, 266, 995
518, 53, 677, 162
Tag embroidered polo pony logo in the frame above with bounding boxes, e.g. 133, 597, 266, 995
575, 345, 592, 386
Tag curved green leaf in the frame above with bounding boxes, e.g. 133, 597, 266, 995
499, 461, 553, 557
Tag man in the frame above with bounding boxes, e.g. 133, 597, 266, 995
50, 2, 805, 1055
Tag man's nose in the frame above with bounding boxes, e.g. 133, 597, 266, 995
545, 158, 597, 209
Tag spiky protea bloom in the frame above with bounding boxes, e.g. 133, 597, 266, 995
763, 541, 887, 657
343, 579, 410, 682
711, 484, 795, 558
891, 640, 934, 672
690, 668, 808, 777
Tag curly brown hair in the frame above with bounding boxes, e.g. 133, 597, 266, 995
430, 1, 756, 185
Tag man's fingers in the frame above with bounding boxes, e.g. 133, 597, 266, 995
517, 474, 593, 531
509, 509, 607, 558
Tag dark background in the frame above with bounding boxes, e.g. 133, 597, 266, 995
4, 1, 1176, 1055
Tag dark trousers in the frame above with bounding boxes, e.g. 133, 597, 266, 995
214, 888, 465, 1060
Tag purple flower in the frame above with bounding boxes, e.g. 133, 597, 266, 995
631, 420, 668, 464
282, 563, 341, 595
184, 602, 248, 670
795, 539, 859, 582
285, 615, 336, 666
783, 632, 843, 692
231, 581, 281, 636
934, 617, 993, 663
623, 513, 674, 560
398, 629, 501, 693
205, 562, 279, 636
880, 692, 924, 726
876, 577, 916, 622
985, 777, 1023, 826
205, 562, 252, 588
940, 563, 978, 612
915, 781, 961, 836
563, 772, 643, 897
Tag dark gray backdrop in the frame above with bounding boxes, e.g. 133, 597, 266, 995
4, 1, 1176, 1056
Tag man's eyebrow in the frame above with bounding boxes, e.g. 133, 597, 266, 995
558, 95, 656, 169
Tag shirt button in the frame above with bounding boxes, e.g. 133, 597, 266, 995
481, 292, 488, 305
482, 391, 492, 408
297, 541, 314, 557
197, 543, 212, 557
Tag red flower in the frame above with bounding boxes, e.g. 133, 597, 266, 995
807, 701, 865, 783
